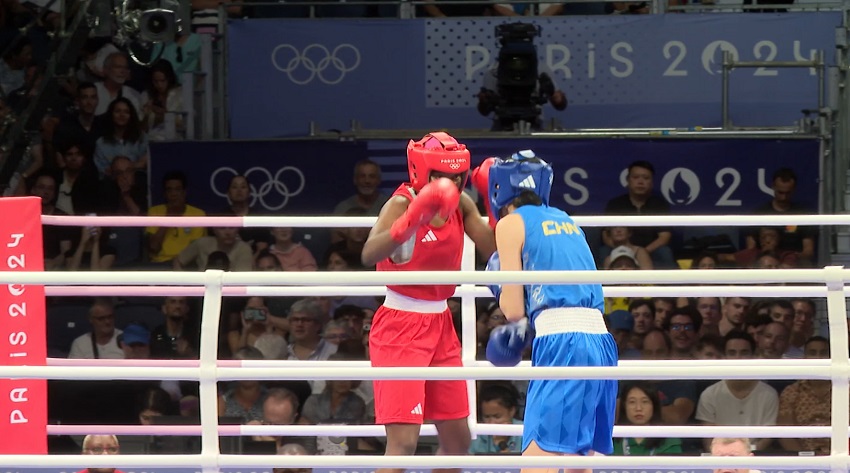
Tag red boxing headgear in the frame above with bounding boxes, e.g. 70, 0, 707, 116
407, 132, 471, 191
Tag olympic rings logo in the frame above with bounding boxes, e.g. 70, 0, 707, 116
271, 44, 361, 85
449, 163, 461, 170
211, 166, 306, 211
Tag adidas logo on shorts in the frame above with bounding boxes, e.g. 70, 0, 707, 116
410, 403, 423, 415
420, 230, 438, 243
518, 176, 536, 189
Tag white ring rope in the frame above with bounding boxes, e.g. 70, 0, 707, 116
40, 284, 850, 298
0, 452, 837, 469
40, 213, 850, 227
6, 213, 849, 470
0, 268, 842, 285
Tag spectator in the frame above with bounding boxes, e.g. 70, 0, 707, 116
768, 300, 794, 331
663, 306, 701, 359
719, 297, 750, 337
226, 297, 275, 356
640, 329, 698, 425
174, 224, 253, 271
0, 38, 30, 96
269, 227, 317, 271
65, 223, 116, 271
301, 352, 366, 425
694, 334, 724, 361
695, 297, 722, 337
190, 0, 243, 34
140, 59, 184, 141
152, 31, 202, 80
206, 250, 231, 271
118, 322, 151, 360
787, 298, 816, 358
150, 297, 198, 359
53, 81, 105, 154
652, 297, 675, 330
692, 252, 720, 270
54, 140, 99, 215
145, 171, 206, 264
721, 227, 797, 268
27, 171, 73, 270
602, 161, 674, 268
601, 226, 653, 269
696, 331, 778, 452
613, 382, 682, 455
218, 346, 268, 423
97, 156, 147, 216
76, 435, 123, 473
253, 387, 316, 453
68, 298, 123, 359
746, 168, 817, 267
629, 299, 655, 336
322, 320, 354, 346
222, 174, 270, 255
335, 206, 370, 256
777, 336, 833, 455
273, 443, 312, 473
607, 245, 641, 270
743, 312, 772, 348
286, 299, 338, 394
757, 321, 790, 359
94, 52, 141, 116
709, 437, 755, 473
93, 96, 150, 176
332, 305, 367, 341
136, 387, 175, 424
603, 247, 640, 313
469, 384, 523, 454
607, 310, 637, 359
333, 159, 389, 216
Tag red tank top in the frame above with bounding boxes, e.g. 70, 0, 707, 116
377, 183, 464, 301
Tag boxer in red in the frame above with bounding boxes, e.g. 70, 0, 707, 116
362, 132, 495, 473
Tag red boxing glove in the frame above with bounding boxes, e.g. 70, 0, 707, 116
471, 158, 498, 229
390, 178, 460, 243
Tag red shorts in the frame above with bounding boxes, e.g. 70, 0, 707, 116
369, 305, 469, 424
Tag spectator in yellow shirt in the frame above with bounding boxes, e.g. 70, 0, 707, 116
145, 170, 206, 263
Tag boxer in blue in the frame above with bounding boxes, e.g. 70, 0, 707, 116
475, 150, 618, 473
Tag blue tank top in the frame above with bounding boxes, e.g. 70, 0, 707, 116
514, 205, 604, 322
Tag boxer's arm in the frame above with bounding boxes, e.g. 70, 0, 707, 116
461, 193, 496, 259
361, 195, 410, 267
495, 213, 526, 322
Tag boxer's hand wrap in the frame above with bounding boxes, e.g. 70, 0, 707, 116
389, 178, 460, 244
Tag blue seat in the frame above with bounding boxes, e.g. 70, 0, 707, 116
46, 304, 92, 356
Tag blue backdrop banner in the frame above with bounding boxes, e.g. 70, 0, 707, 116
226, 14, 840, 138
150, 138, 819, 217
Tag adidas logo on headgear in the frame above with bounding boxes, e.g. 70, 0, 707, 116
518, 176, 536, 189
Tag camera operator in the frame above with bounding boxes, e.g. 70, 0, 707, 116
476, 23, 567, 132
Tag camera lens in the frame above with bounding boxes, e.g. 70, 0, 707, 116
146, 14, 168, 34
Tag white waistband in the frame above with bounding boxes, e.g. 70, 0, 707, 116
382, 289, 448, 314
534, 308, 608, 336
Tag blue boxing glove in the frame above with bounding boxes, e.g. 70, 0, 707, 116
485, 251, 502, 301
486, 318, 532, 367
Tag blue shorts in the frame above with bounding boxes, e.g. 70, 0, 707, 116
523, 311, 618, 455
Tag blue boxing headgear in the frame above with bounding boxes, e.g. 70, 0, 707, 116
488, 150, 554, 222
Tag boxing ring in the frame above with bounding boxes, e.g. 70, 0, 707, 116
3, 212, 850, 472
